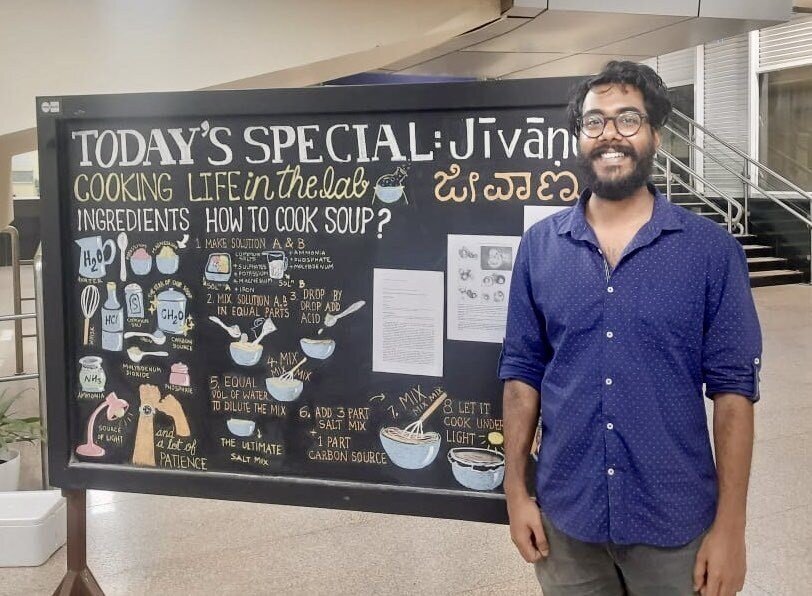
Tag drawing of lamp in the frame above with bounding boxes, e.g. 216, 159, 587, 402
75, 392, 130, 458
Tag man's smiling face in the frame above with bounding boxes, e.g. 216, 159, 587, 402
576, 83, 660, 201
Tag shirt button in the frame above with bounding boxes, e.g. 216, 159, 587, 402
607, 286, 614, 293
607, 468, 615, 476
605, 378, 613, 386
754, 358, 760, 365
606, 422, 614, 430
606, 331, 614, 339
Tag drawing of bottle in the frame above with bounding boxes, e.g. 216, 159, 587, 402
101, 282, 124, 351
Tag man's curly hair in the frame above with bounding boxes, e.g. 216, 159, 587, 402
567, 61, 672, 136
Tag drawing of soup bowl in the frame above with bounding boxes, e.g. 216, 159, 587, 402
226, 418, 255, 437
447, 448, 505, 491
379, 426, 441, 470
156, 246, 179, 274
229, 340, 263, 366
299, 338, 335, 360
130, 248, 152, 276
374, 184, 404, 204
265, 376, 304, 402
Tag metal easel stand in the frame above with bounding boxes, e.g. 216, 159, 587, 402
53, 489, 104, 596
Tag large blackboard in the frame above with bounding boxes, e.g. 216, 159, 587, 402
37, 78, 580, 522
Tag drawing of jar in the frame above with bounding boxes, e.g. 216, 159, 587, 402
168, 362, 190, 386
264, 250, 288, 280
156, 288, 187, 335
124, 283, 144, 318
78, 356, 106, 393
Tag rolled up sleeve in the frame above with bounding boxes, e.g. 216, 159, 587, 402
702, 236, 763, 401
498, 234, 551, 391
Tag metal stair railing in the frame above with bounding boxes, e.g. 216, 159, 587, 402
667, 108, 812, 233
654, 147, 744, 234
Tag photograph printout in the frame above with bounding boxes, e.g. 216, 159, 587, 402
372, 269, 444, 377
447, 235, 521, 344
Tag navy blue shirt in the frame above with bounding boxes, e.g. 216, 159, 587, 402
498, 186, 762, 547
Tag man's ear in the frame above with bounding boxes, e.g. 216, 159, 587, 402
653, 128, 661, 149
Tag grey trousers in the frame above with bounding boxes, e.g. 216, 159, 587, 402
534, 513, 706, 596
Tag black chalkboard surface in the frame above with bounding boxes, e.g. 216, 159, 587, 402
37, 78, 580, 522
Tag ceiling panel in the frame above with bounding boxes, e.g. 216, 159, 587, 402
397, 50, 567, 78
463, 11, 689, 54
383, 16, 531, 71
546, 0, 698, 17
501, 53, 651, 79
594, 17, 774, 54
701, 0, 792, 20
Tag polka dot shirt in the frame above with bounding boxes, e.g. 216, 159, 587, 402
498, 185, 762, 547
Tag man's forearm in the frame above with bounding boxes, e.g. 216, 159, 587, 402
503, 379, 540, 500
712, 393, 754, 530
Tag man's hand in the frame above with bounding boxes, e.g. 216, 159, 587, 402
507, 496, 549, 563
693, 523, 746, 596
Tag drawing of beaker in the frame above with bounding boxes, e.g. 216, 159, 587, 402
265, 250, 288, 280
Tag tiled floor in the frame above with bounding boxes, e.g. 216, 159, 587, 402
0, 265, 810, 595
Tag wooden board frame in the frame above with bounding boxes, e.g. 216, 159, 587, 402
36, 77, 578, 523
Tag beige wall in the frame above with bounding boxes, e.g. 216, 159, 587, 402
0, 0, 502, 227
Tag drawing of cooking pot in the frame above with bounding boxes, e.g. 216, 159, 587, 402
75, 236, 116, 279
448, 448, 505, 491
156, 288, 187, 335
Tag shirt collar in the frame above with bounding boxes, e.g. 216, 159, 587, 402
556, 182, 685, 243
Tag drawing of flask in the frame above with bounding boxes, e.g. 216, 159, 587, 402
101, 282, 124, 351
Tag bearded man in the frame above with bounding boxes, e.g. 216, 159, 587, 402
499, 61, 762, 596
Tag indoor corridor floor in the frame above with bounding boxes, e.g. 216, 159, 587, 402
0, 265, 810, 595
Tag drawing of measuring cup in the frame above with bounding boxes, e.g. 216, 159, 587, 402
75, 236, 116, 279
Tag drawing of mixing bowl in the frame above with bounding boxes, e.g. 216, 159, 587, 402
229, 340, 263, 366
156, 246, 179, 274
265, 376, 304, 402
226, 418, 255, 437
448, 448, 505, 491
374, 185, 404, 204
379, 427, 441, 469
299, 338, 335, 360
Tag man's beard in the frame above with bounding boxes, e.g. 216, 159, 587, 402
576, 141, 655, 201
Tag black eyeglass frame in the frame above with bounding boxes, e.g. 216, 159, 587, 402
578, 111, 650, 138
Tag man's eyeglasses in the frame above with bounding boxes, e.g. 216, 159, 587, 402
579, 111, 649, 138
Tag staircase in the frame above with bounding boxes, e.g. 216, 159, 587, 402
653, 109, 812, 288
651, 173, 806, 287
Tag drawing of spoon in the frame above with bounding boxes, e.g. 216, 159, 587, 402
251, 318, 277, 345
317, 300, 366, 335
208, 316, 241, 339
126, 346, 169, 363
117, 232, 128, 282
123, 329, 167, 345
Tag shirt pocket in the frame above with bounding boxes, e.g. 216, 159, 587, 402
632, 281, 703, 348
